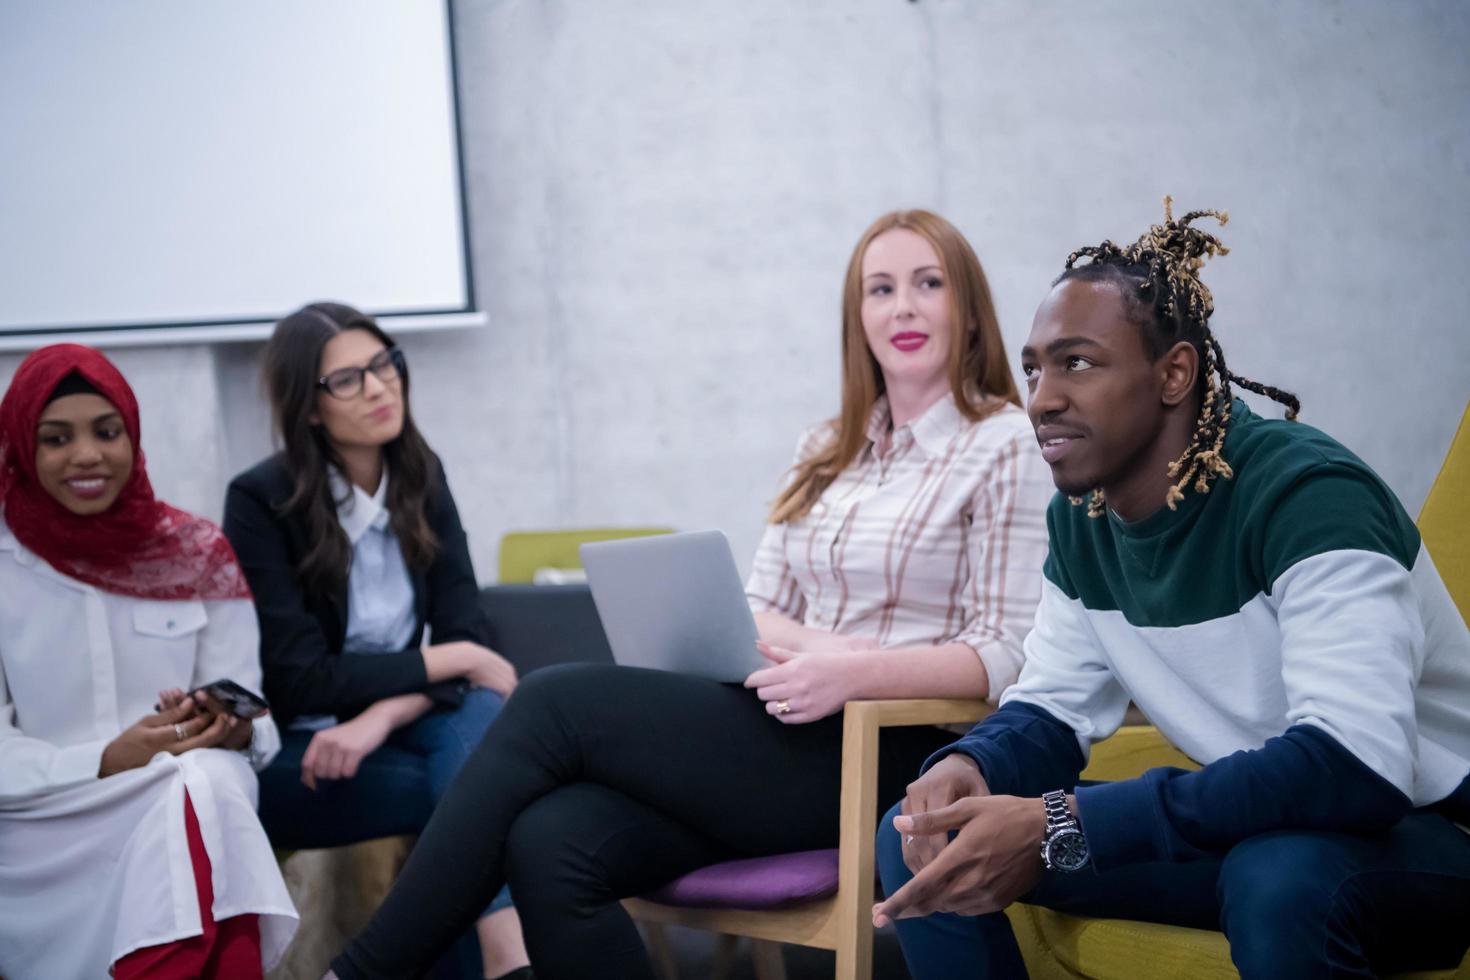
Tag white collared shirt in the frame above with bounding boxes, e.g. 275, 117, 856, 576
292, 468, 417, 732
332, 467, 417, 657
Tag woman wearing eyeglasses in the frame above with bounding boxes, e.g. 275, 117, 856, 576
222, 302, 530, 980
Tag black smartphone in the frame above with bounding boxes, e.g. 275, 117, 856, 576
190, 679, 270, 719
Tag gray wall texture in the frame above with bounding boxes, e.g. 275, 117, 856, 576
3, 0, 1468, 579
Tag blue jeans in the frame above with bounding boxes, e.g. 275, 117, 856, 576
260, 689, 513, 978
877, 799, 1470, 979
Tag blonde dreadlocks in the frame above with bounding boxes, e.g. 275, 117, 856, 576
1059, 197, 1301, 516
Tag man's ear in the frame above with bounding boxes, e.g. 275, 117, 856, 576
1159, 340, 1199, 408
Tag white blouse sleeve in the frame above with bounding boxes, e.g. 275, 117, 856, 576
192, 598, 281, 771
0, 648, 109, 805
744, 424, 832, 621
745, 521, 806, 619
950, 430, 1054, 700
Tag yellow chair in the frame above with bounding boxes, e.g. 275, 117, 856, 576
497, 527, 672, 584
1420, 401, 1470, 617
1006, 400, 1470, 980
624, 698, 993, 980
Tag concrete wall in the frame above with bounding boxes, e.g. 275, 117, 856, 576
4, 0, 1467, 580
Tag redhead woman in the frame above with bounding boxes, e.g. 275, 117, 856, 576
222, 303, 529, 979
328, 210, 1056, 979
0, 345, 296, 979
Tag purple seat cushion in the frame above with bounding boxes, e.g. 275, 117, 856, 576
643, 849, 840, 910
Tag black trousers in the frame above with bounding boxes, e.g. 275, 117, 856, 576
333, 663, 955, 979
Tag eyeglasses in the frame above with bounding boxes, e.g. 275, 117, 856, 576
317, 347, 406, 400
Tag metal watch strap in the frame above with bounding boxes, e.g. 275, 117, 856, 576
1040, 788, 1090, 873
1042, 788, 1074, 833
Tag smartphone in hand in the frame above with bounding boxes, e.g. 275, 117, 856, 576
190, 679, 270, 719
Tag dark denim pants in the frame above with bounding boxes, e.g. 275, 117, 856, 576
259, 688, 513, 979
876, 798, 1470, 979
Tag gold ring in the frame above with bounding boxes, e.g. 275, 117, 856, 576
774, 700, 791, 716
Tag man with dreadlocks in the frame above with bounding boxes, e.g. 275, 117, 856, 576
870, 200, 1470, 978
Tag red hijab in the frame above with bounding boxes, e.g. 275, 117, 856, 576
0, 344, 250, 600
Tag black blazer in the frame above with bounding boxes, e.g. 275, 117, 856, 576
223, 452, 494, 726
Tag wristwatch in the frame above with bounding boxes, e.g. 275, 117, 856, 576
1039, 789, 1090, 872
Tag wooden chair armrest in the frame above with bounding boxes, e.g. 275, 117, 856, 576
830, 697, 993, 967
843, 697, 993, 730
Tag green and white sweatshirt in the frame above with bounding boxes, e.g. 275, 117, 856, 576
941, 401, 1470, 868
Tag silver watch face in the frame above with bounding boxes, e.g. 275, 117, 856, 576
1045, 828, 1089, 872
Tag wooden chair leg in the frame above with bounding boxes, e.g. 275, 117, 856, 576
833, 907, 874, 980
833, 703, 882, 980
751, 939, 788, 980
642, 922, 679, 980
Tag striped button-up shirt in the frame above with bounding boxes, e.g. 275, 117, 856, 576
745, 394, 1053, 699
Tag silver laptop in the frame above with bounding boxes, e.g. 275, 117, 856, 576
580, 530, 765, 683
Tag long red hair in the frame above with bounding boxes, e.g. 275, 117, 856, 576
768, 210, 1019, 523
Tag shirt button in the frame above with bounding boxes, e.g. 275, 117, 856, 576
166, 619, 176, 630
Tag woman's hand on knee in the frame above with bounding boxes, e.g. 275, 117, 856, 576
465, 647, 518, 696
423, 641, 518, 695
744, 644, 855, 724
300, 714, 391, 790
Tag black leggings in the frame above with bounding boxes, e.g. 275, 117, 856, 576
332, 663, 955, 979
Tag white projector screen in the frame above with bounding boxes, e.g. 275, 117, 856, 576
0, 0, 478, 349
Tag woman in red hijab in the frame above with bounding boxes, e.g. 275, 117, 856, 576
0, 344, 297, 979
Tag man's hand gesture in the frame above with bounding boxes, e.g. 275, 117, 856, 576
874, 794, 1048, 926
